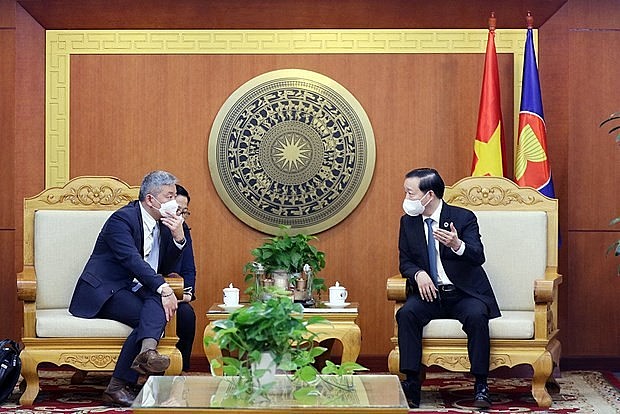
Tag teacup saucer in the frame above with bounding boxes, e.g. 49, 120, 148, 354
218, 304, 243, 311
323, 302, 350, 308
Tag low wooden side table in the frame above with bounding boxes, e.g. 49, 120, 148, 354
203, 302, 362, 375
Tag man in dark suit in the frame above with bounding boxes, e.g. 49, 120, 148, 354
173, 183, 197, 373
397, 168, 500, 409
69, 170, 188, 407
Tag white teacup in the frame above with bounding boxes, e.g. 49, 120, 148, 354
328, 281, 348, 304
223, 283, 240, 307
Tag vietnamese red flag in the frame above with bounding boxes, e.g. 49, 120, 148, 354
471, 28, 506, 177
515, 28, 556, 199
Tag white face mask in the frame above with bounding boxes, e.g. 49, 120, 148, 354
402, 192, 430, 216
151, 196, 179, 217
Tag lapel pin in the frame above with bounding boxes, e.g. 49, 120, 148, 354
443, 222, 449, 228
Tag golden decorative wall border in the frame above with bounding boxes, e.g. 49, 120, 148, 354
46, 29, 534, 187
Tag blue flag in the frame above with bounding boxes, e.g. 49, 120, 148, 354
515, 28, 556, 199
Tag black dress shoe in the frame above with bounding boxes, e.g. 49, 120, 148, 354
473, 383, 492, 408
103, 388, 135, 407
400, 379, 421, 408
131, 349, 170, 375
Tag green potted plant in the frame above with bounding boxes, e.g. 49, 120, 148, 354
244, 225, 327, 303
599, 113, 620, 275
204, 295, 367, 404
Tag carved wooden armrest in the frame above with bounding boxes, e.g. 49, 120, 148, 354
387, 274, 408, 302
534, 269, 563, 303
17, 266, 37, 302
164, 274, 184, 300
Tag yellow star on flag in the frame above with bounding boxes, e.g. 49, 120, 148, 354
472, 122, 503, 176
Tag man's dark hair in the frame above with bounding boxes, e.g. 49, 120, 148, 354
176, 184, 190, 203
404, 168, 445, 199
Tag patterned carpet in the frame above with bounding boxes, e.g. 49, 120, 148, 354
0, 369, 618, 413
412, 370, 620, 413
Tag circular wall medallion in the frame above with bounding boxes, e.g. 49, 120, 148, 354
208, 69, 375, 235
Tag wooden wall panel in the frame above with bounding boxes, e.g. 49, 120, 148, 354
14, 3, 44, 271
0, 0, 15, 28
564, 233, 620, 355
567, 0, 620, 29
16, 0, 567, 30
0, 231, 17, 339
0, 31, 15, 229
568, 31, 620, 231
69, 53, 514, 356
8, 2, 44, 341
0, 6, 17, 339
562, 0, 620, 359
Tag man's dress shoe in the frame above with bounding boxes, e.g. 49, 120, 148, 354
131, 349, 170, 375
102, 387, 135, 407
473, 383, 492, 408
400, 379, 421, 408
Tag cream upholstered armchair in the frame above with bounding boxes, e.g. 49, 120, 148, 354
387, 176, 562, 408
16, 176, 183, 405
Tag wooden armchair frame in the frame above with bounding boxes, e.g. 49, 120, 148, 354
16, 176, 183, 405
386, 176, 562, 408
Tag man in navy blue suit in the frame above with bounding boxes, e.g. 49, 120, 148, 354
69, 170, 188, 407
397, 168, 500, 409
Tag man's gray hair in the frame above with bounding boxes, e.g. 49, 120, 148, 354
139, 170, 177, 201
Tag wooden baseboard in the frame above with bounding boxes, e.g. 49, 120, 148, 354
189, 355, 620, 374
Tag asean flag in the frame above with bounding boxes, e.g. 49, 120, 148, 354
515, 28, 556, 198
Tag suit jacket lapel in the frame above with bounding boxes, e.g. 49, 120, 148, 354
438, 204, 454, 257
411, 215, 431, 269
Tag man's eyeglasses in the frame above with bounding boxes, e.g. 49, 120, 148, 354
177, 208, 191, 217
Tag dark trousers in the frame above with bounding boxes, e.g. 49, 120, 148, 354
98, 287, 167, 384
396, 288, 491, 377
176, 302, 196, 372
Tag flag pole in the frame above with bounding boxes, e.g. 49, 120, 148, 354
488, 11, 496, 31
526, 11, 534, 29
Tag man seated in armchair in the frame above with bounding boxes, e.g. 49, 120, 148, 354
69, 170, 188, 407
397, 168, 500, 409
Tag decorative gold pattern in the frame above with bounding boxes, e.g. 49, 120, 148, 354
489, 355, 511, 368
46, 29, 533, 187
62, 353, 117, 368
209, 69, 375, 235
428, 354, 512, 370
445, 185, 543, 207
44, 184, 135, 206
429, 355, 470, 369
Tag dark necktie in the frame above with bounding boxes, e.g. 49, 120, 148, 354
425, 218, 439, 286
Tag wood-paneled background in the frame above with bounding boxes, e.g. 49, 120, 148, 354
2, 0, 618, 369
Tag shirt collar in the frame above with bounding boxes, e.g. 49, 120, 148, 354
423, 199, 443, 224
139, 201, 157, 232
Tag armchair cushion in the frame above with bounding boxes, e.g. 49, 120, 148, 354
36, 309, 132, 337
423, 311, 534, 339
35, 210, 114, 310
476, 211, 547, 311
